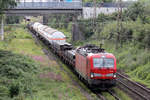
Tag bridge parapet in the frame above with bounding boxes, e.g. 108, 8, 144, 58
15, 1, 82, 9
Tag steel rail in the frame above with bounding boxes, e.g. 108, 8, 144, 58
117, 79, 148, 100
117, 72, 150, 93
117, 72, 150, 100
95, 93, 107, 100
107, 89, 121, 100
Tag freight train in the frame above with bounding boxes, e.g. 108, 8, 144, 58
27, 22, 117, 88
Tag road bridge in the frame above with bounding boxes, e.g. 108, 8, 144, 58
1, 0, 83, 41
5, 1, 82, 16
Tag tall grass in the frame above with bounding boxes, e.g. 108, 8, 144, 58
0, 50, 39, 99
0, 25, 90, 100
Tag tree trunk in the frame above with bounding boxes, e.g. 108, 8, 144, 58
72, 21, 84, 41
116, 0, 122, 49
71, 15, 84, 41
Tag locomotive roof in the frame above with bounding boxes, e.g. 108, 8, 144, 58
87, 52, 115, 57
76, 44, 105, 56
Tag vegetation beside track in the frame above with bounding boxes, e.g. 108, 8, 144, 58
111, 87, 132, 100
0, 25, 94, 100
54, 27, 150, 88
0, 50, 39, 100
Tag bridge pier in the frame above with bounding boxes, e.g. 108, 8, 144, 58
43, 15, 49, 25
72, 15, 84, 41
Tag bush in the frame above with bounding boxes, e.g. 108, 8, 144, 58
6, 16, 23, 24
98, 13, 117, 22
0, 50, 39, 98
78, 19, 94, 39
123, 2, 145, 21
9, 81, 20, 98
98, 20, 150, 49
0, 85, 9, 97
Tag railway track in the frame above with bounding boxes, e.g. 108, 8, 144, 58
95, 93, 107, 100
94, 89, 121, 100
28, 29, 96, 100
29, 29, 123, 100
117, 72, 150, 100
107, 89, 121, 100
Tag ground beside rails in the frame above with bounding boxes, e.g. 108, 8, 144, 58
117, 72, 150, 100
28, 29, 97, 100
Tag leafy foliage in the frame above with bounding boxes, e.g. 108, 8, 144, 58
98, 13, 117, 22
78, 19, 94, 39
0, 50, 39, 98
6, 16, 23, 24
0, 0, 17, 14
124, 2, 145, 21
48, 14, 71, 29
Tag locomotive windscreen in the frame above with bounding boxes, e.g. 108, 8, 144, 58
93, 58, 114, 68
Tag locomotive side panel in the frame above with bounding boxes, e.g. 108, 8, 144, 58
75, 53, 89, 80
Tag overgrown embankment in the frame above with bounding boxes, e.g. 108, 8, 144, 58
0, 25, 40, 100
0, 25, 91, 100
0, 50, 39, 100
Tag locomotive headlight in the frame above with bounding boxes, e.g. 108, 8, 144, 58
91, 73, 94, 78
113, 73, 116, 78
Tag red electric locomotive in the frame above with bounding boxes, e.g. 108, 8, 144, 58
75, 44, 117, 88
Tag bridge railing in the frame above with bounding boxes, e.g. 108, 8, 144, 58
15, 2, 82, 9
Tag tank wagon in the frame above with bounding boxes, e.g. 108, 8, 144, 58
28, 22, 117, 88
30, 22, 66, 44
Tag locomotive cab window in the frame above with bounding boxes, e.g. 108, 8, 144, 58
93, 58, 103, 68
104, 58, 114, 68
93, 58, 114, 68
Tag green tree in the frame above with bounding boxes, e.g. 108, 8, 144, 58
125, 2, 145, 21
6, 16, 22, 24
0, 0, 17, 40
0, 0, 17, 14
